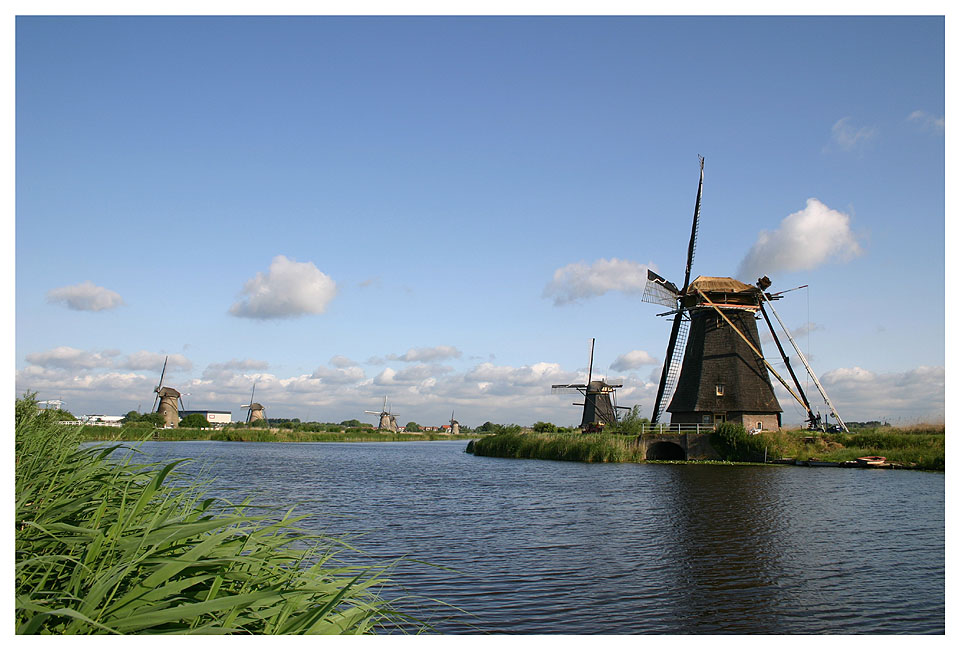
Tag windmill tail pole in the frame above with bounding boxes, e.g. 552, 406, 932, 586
760, 291, 848, 433
758, 301, 816, 424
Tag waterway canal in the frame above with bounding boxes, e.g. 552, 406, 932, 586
120, 439, 944, 634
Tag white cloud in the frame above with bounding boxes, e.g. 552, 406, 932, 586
610, 350, 658, 371
543, 258, 651, 305
373, 364, 451, 386
907, 110, 944, 134
25, 346, 116, 370
122, 351, 193, 372
389, 346, 462, 362
46, 281, 124, 312
736, 199, 862, 282
827, 117, 876, 152
330, 355, 359, 368
229, 255, 337, 320
311, 365, 366, 384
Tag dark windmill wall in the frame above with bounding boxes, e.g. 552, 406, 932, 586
580, 381, 618, 429
667, 309, 782, 430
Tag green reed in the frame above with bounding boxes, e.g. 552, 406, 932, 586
466, 431, 646, 463
15, 396, 416, 634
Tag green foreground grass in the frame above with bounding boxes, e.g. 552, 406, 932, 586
15, 397, 416, 634
466, 424, 945, 471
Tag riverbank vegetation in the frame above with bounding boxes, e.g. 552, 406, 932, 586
466, 431, 647, 463
15, 395, 413, 634
77, 423, 481, 443
467, 422, 944, 471
756, 423, 945, 470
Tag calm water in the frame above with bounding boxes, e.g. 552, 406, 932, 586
116, 440, 944, 634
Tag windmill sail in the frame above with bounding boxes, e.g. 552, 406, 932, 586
642, 270, 682, 308
651, 156, 704, 424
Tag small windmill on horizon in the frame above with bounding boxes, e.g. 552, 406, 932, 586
449, 410, 460, 435
365, 396, 399, 432
241, 382, 266, 424
152, 356, 183, 428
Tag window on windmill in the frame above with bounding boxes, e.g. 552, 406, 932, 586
716, 384, 724, 396
756, 422, 763, 431
702, 414, 712, 424
716, 314, 725, 328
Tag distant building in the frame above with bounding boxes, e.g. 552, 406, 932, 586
78, 415, 123, 427
178, 410, 232, 427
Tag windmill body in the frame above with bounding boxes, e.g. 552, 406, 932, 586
241, 384, 266, 424
579, 380, 623, 430
449, 411, 460, 435
246, 403, 265, 423
365, 397, 399, 432
666, 276, 782, 430
152, 356, 183, 427
155, 387, 181, 427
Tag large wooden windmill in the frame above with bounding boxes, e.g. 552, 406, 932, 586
241, 382, 266, 424
552, 338, 630, 433
152, 356, 183, 428
365, 396, 398, 432
643, 157, 847, 432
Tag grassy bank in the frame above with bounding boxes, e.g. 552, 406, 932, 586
757, 424, 945, 470
16, 397, 414, 634
78, 424, 481, 444
466, 431, 647, 463
467, 424, 945, 471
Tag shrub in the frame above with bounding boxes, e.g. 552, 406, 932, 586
709, 422, 768, 462
178, 413, 210, 428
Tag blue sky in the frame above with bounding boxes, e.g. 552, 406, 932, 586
14, 15, 945, 426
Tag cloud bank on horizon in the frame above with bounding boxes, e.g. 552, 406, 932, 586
230, 255, 337, 320
15, 343, 944, 426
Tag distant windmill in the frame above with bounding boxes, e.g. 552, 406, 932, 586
365, 396, 398, 432
152, 356, 183, 427
449, 410, 460, 435
552, 338, 630, 433
241, 382, 266, 424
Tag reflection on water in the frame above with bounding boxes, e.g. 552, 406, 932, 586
112, 440, 944, 634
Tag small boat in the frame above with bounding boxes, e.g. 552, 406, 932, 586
856, 456, 887, 466
806, 459, 840, 467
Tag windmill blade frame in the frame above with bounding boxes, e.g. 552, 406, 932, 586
642, 269, 682, 308
650, 156, 704, 424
